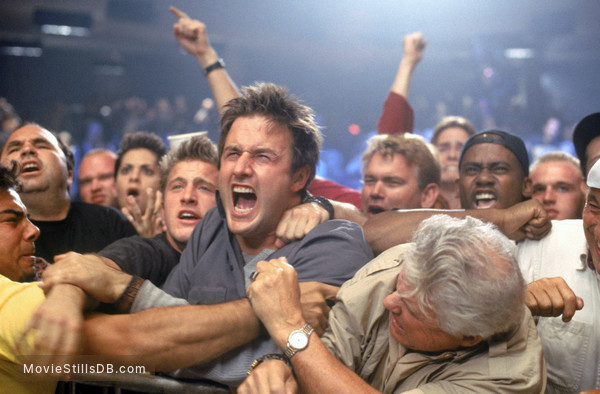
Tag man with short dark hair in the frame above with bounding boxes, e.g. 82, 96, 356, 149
0, 124, 136, 270
35, 83, 372, 387
114, 131, 168, 237
0, 163, 86, 393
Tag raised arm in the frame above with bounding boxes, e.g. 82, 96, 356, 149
170, 6, 240, 114
364, 199, 551, 255
377, 32, 425, 135
390, 32, 426, 100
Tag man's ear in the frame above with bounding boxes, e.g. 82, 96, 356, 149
159, 199, 166, 221
290, 165, 311, 193
580, 180, 589, 195
459, 335, 482, 348
521, 177, 533, 199
66, 169, 74, 190
420, 183, 440, 208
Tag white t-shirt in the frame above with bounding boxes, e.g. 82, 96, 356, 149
516, 219, 600, 393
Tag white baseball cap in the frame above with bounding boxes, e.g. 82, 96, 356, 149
587, 159, 600, 188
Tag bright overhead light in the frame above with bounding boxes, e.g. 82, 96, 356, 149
0, 40, 43, 57
41, 24, 90, 37
504, 48, 535, 59
34, 9, 92, 37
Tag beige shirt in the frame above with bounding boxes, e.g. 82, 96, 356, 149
321, 244, 546, 393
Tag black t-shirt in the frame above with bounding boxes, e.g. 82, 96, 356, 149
99, 232, 181, 287
32, 202, 137, 263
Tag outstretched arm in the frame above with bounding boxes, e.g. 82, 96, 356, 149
364, 199, 551, 255
82, 298, 261, 372
390, 32, 426, 100
377, 32, 425, 135
170, 6, 240, 114
36, 252, 259, 371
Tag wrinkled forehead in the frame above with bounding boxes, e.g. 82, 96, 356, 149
2, 126, 61, 155
460, 143, 521, 168
11, 125, 57, 144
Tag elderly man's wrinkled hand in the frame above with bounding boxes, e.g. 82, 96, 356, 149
247, 258, 304, 341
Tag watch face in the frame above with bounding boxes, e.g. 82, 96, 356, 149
289, 331, 309, 349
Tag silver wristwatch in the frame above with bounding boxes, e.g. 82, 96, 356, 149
284, 323, 314, 359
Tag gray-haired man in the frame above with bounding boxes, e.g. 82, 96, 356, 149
242, 214, 545, 393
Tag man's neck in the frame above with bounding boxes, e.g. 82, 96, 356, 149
21, 191, 71, 221
235, 194, 303, 255
237, 232, 278, 256
440, 182, 461, 210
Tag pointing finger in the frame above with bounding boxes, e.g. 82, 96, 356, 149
169, 6, 189, 20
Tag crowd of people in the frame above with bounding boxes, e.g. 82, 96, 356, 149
0, 5, 599, 394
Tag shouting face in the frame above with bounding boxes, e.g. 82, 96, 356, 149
162, 159, 218, 252
218, 115, 308, 251
458, 143, 530, 209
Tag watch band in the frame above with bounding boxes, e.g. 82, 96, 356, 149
203, 58, 225, 76
247, 353, 290, 375
303, 195, 334, 220
284, 323, 314, 359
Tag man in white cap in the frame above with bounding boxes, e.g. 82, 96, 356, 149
515, 159, 600, 393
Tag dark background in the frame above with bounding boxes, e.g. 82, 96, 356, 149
1, 0, 599, 188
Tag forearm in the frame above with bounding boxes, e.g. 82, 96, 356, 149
98, 255, 122, 271
364, 208, 503, 255
390, 57, 417, 99
206, 68, 240, 115
268, 322, 377, 393
47, 283, 95, 311
195, 47, 240, 115
331, 200, 366, 226
82, 298, 261, 371
294, 340, 378, 393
